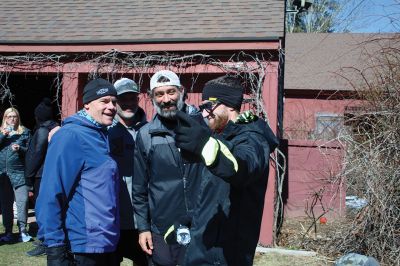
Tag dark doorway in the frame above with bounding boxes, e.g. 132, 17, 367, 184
1, 73, 62, 130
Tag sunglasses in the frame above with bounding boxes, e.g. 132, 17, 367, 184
199, 101, 221, 117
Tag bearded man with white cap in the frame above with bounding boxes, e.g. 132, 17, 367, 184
132, 70, 201, 266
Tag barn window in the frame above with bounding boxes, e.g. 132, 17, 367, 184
314, 113, 344, 140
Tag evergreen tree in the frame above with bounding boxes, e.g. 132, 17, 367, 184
286, 0, 341, 33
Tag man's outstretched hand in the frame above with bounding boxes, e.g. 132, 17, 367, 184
174, 111, 210, 155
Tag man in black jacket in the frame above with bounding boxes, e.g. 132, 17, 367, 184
171, 76, 279, 266
25, 98, 59, 257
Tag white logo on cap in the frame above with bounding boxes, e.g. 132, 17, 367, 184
96, 88, 109, 95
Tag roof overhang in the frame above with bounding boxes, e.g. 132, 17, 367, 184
0, 39, 281, 53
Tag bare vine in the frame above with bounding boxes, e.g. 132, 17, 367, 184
302, 188, 329, 242
293, 35, 400, 265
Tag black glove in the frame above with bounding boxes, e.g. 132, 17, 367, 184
164, 215, 192, 245
174, 111, 211, 155
46, 245, 72, 266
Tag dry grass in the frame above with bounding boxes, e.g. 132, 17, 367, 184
277, 217, 351, 258
253, 252, 333, 266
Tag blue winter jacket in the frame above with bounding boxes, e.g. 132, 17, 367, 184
36, 114, 120, 253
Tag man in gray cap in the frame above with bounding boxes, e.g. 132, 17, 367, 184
36, 78, 120, 265
108, 78, 147, 265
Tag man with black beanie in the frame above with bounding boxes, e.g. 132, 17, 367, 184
25, 98, 60, 257
36, 78, 120, 265
169, 75, 279, 265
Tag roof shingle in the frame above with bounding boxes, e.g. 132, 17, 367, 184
285, 33, 400, 91
0, 0, 284, 43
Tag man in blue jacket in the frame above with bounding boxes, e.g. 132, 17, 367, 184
36, 78, 120, 266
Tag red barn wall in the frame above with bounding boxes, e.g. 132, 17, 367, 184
284, 97, 358, 140
282, 95, 361, 220
284, 140, 345, 219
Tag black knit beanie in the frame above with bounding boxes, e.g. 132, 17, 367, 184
202, 76, 243, 111
35, 98, 53, 123
82, 78, 117, 104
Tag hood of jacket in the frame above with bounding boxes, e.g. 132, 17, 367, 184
38, 120, 59, 130
62, 113, 107, 132
134, 106, 147, 124
221, 112, 279, 153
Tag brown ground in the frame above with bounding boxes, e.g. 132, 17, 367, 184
253, 252, 333, 265
276, 215, 355, 260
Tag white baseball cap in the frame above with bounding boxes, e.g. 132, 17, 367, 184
114, 78, 139, 95
150, 70, 181, 91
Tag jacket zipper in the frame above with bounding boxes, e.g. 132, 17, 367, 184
174, 144, 189, 213
183, 171, 189, 212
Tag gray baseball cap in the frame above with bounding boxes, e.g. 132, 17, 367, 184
113, 78, 139, 95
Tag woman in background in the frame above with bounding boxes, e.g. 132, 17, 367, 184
0, 107, 31, 242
